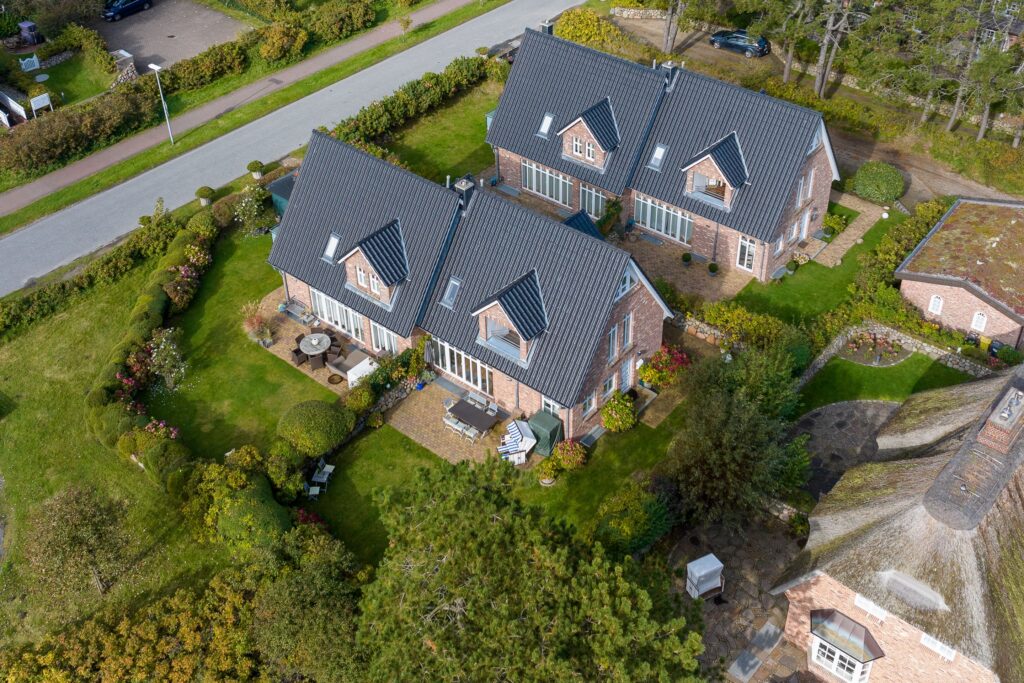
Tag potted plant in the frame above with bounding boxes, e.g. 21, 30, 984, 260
786, 259, 798, 275
708, 262, 719, 277
195, 186, 215, 207
682, 251, 692, 267
277, 302, 287, 313
247, 160, 265, 180
536, 457, 559, 486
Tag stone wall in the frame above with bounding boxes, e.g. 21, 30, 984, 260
610, 7, 668, 19
39, 50, 73, 69
797, 322, 992, 389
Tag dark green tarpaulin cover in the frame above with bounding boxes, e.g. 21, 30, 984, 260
528, 410, 563, 457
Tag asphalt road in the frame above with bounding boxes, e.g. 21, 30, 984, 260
0, 0, 578, 296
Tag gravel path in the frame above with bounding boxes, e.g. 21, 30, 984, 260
0, 0, 578, 296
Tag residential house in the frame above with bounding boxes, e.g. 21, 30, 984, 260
896, 198, 1024, 349
774, 372, 1024, 683
486, 27, 840, 281
268, 132, 671, 441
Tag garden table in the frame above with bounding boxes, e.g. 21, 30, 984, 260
449, 399, 498, 433
299, 333, 332, 356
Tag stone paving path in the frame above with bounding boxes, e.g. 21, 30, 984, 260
793, 400, 900, 498
813, 191, 884, 268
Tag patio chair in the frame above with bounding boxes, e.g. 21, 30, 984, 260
486, 402, 498, 416
318, 458, 336, 476
329, 344, 342, 355
303, 483, 320, 500
327, 353, 340, 364
463, 426, 481, 442
310, 354, 325, 371
312, 469, 329, 486
291, 349, 308, 366
294, 333, 305, 345
467, 392, 486, 408
311, 326, 326, 336
443, 397, 455, 413
443, 414, 463, 433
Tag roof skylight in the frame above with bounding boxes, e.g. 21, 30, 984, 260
648, 144, 668, 171
537, 113, 554, 138
440, 277, 461, 308
322, 233, 340, 261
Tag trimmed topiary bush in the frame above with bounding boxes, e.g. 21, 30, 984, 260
277, 400, 355, 457
601, 391, 636, 432
852, 161, 904, 204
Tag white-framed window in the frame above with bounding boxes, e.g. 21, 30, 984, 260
737, 236, 756, 271
648, 143, 668, 171
621, 312, 632, 349
928, 294, 943, 315
972, 311, 988, 332
801, 209, 812, 239
580, 184, 606, 219
805, 168, 816, 201
982, 28, 997, 42
429, 339, 494, 395
323, 233, 340, 261
811, 637, 871, 683
634, 194, 693, 244
521, 160, 572, 206
582, 392, 596, 415
585, 141, 596, 161
607, 325, 618, 363
538, 113, 554, 137
775, 237, 784, 255
602, 375, 616, 397
370, 321, 398, 354
572, 136, 582, 155
370, 273, 381, 295
920, 633, 956, 662
797, 175, 805, 207
541, 396, 561, 417
310, 288, 364, 342
356, 266, 367, 287
440, 277, 461, 308
616, 269, 637, 300
790, 220, 799, 242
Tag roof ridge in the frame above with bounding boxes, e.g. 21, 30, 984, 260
523, 28, 665, 80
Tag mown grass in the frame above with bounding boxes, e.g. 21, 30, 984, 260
40, 54, 113, 106
798, 353, 969, 412
0, 0, 510, 236
0, 264, 227, 646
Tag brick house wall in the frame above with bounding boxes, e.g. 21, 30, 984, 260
767, 141, 834, 278
682, 156, 735, 207
475, 302, 531, 363
784, 573, 997, 683
900, 279, 1023, 348
560, 120, 608, 170
341, 250, 392, 306
495, 148, 615, 218
282, 271, 413, 356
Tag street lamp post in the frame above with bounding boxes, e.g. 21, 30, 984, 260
148, 63, 174, 145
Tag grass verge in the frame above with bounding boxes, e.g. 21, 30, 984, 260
0, 0, 510, 237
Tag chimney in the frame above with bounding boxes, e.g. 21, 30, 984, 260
540, 20, 554, 35
661, 60, 680, 92
454, 176, 475, 209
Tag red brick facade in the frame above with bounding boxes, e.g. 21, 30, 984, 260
784, 573, 996, 683
900, 278, 1024, 348
559, 120, 608, 171
682, 156, 736, 207
341, 249, 392, 306
495, 136, 833, 283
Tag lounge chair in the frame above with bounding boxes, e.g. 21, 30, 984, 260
310, 354, 325, 370
291, 349, 308, 366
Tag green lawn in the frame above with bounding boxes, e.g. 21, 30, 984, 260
798, 353, 969, 412
733, 213, 905, 325
0, 264, 226, 645
41, 54, 113, 106
310, 426, 443, 565
827, 200, 860, 226
389, 79, 502, 183
145, 230, 335, 458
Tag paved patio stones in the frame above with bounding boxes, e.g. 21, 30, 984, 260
793, 400, 900, 498
812, 191, 885, 268
618, 233, 752, 301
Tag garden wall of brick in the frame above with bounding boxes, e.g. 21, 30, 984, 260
797, 322, 992, 389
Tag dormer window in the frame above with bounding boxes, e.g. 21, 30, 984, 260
648, 144, 668, 171
616, 267, 637, 300
322, 233, 340, 262
370, 273, 381, 295
486, 317, 521, 351
441, 277, 461, 308
585, 141, 595, 161
694, 173, 727, 202
572, 136, 582, 156
356, 266, 367, 287
538, 113, 555, 138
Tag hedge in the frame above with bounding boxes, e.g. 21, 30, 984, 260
37, 24, 117, 74
276, 400, 356, 457
852, 161, 905, 204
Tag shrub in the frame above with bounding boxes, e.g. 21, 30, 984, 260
708, 262, 719, 274
552, 439, 587, 472
852, 161, 905, 204
367, 411, 384, 428
601, 391, 636, 432
701, 301, 788, 350
307, 0, 375, 42
195, 186, 215, 201
637, 345, 690, 387
345, 383, 376, 415
681, 251, 692, 264
247, 160, 265, 174
234, 184, 275, 235
211, 193, 242, 228
787, 258, 798, 272
258, 23, 309, 63
586, 480, 672, 555
653, 277, 702, 316
277, 400, 355, 456
997, 346, 1023, 366
535, 457, 559, 482
216, 474, 293, 551
185, 210, 218, 241
166, 41, 246, 92
822, 212, 848, 237
486, 57, 511, 83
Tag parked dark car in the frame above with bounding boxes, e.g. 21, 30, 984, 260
709, 29, 771, 58
103, 0, 153, 21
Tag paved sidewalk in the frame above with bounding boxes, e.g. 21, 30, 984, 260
0, 0, 480, 217
812, 190, 884, 268
0, 0, 579, 296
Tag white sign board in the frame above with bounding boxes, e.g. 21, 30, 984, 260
30, 93, 52, 117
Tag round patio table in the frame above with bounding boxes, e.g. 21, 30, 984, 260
299, 333, 332, 356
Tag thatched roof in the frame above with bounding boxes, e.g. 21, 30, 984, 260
780, 371, 1024, 678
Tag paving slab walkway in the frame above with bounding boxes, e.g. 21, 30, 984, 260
812, 191, 884, 268
0, 0, 579, 296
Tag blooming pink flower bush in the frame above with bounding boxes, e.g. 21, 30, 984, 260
637, 345, 690, 387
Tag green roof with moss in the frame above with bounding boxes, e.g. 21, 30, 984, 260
900, 199, 1024, 315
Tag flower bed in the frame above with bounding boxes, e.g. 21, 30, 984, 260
838, 331, 910, 367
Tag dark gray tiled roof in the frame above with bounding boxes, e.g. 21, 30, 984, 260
357, 219, 408, 286
577, 97, 620, 151
421, 191, 634, 407
562, 211, 603, 240
486, 29, 666, 194
474, 270, 548, 341
681, 131, 747, 188
632, 70, 823, 242
268, 132, 460, 337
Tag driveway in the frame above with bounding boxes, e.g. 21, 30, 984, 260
92, 0, 246, 67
